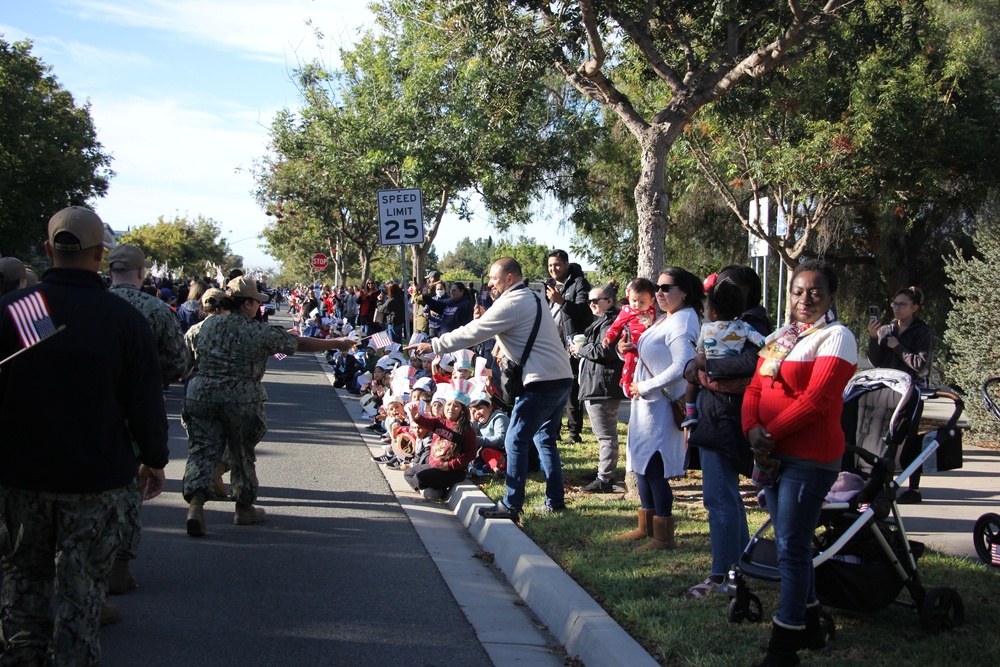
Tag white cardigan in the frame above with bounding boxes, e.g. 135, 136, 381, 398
431, 284, 572, 386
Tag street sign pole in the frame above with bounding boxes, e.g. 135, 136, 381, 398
377, 188, 424, 345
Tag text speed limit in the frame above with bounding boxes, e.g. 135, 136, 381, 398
377, 188, 425, 246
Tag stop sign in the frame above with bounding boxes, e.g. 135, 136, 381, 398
311, 253, 328, 271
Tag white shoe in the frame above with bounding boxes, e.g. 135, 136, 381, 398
420, 488, 444, 501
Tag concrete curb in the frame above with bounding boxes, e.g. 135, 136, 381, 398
449, 485, 659, 667
314, 353, 657, 667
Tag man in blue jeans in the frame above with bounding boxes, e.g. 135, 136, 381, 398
407, 257, 573, 520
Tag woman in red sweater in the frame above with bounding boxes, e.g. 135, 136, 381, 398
742, 260, 857, 667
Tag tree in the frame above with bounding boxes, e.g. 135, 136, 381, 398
943, 196, 1000, 441
439, 237, 497, 278
0, 37, 114, 257
456, 0, 858, 279
255, 1, 594, 284
120, 214, 237, 278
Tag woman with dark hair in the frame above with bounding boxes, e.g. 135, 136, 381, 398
177, 280, 209, 333
743, 259, 857, 665
616, 267, 702, 551
380, 283, 407, 344
682, 266, 772, 599
425, 281, 474, 336
867, 285, 933, 503
357, 279, 381, 335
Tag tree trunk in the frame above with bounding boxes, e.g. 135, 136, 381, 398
634, 123, 683, 279
358, 248, 371, 284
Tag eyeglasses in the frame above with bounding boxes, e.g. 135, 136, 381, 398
588, 297, 609, 304
657, 283, 678, 293
890, 301, 914, 308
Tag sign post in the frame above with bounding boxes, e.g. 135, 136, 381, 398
377, 189, 425, 343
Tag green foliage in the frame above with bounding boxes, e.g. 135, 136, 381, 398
494, 236, 550, 281
0, 37, 114, 257
439, 236, 497, 278
119, 214, 235, 278
944, 196, 1000, 440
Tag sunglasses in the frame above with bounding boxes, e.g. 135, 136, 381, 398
588, 297, 609, 304
657, 283, 678, 293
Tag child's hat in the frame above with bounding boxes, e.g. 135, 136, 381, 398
412, 377, 435, 394
452, 349, 475, 373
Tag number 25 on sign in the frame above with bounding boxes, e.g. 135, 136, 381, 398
377, 188, 425, 246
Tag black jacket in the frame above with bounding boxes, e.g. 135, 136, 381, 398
0, 268, 169, 492
577, 307, 625, 402
688, 306, 773, 476
548, 263, 592, 343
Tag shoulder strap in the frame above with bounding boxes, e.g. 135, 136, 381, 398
520, 293, 543, 366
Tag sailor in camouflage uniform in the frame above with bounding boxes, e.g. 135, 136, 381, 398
182, 277, 355, 536
0, 207, 168, 666
106, 243, 192, 595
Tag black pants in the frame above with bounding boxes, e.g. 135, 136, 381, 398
403, 464, 466, 491
899, 399, 925, 490
564, 356, 583, 438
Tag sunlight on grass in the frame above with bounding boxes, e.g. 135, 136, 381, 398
475, 418, 1000, 665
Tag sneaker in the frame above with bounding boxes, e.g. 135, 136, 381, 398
371, 453, 395, 463
680, 416, 699, 429
385, 459, 402, 470
897, 489, 922, 504
420, 488, 444, 501
683, 576, 727, 599
580, 478, 615, 493
563, 434, 583, 445
365, 422, 384, 433
532, 504, 566, 514
478, 501, 520, 520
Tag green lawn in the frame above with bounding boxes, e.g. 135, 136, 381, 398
477, 421, 1000, 666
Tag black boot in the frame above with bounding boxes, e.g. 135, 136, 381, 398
757, 622, 803, 667
801, 603, 834, 650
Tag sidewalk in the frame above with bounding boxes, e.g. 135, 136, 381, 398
318, 355, 659, 667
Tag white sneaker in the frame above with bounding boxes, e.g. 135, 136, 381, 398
420, 488, 444, 501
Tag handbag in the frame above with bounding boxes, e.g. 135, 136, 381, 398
499, 291, 542, 404
639, 357, 686, 430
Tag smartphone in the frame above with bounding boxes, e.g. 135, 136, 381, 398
868, 306, 880, 319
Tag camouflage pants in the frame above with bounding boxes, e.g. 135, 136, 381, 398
112, 476, 142, 562
0, 485, 125, 667
182, 399, 267, 506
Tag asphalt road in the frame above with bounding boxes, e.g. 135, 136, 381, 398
100, 346, 492, 667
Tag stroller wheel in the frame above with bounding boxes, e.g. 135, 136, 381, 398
973, 512, 1000, 565
727, 593, 763, 624
919, 586, 964, 634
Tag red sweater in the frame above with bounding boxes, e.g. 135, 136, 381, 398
742, 322, 857, 464
412, 414, 477, 471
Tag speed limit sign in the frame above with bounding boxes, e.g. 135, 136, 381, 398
311, 253, 328, 271
377, 188, 424, 246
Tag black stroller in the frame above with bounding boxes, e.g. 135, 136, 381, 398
973, 377, 1000, 565
727, 368, 966, 634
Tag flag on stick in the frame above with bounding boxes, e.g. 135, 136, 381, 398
8, 292, 57, 348
367, 330, 392, 350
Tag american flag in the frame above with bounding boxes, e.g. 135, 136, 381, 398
368, 330, 392, 350
992, 542, 1000, 567
273, 353, 287, 361
8, 292, 57, 348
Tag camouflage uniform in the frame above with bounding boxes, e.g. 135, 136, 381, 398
0, 487, 124, 666
0, 266, 169, 666
109, 283, 191, 563
181, 312, 298, 505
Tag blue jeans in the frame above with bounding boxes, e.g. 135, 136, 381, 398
387, 323, 403, 344
635, 452, 673, 517
700, 448, 749, 579
503, 380, 572, 511
763, 462, 838, 628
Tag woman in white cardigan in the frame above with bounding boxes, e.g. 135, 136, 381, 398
617, 267, 702, 551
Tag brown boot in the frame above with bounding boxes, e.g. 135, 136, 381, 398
99, 603, 119, 627
212, 463, 229, 499
616, 508, 654, 541
234, 504, 266, 525
107, 557, 137, 595
186, 492, 207, 537
634, 515, 677, 552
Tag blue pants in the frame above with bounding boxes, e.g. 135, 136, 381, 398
763, 462, 838, 627
700, 448, 749, 578
502, 380, 572, 511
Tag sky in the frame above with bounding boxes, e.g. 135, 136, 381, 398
2, 0, 584, 274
